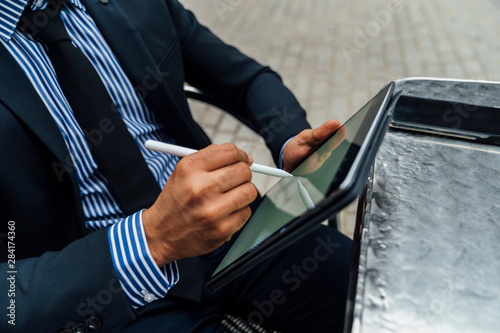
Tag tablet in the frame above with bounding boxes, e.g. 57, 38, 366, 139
390, 95, 500, 146
206, 82, 399, 292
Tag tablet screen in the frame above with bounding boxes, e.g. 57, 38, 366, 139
212, 84, 393, 276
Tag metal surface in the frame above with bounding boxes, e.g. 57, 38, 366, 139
349, 79, 500, 333
394, 77, 500, 106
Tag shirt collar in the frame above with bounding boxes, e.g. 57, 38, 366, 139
0, 0, 84, 41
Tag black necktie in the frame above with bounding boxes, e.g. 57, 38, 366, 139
20, 0, 161, 215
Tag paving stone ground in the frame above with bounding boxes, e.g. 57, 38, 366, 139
179, 0, 500, 237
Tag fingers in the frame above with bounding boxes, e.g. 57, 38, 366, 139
282, 119, 342, 172
176, 144, 254, 196
188, 143, 253, 172
223, 205, 253, 239
206, 181, 258, 221
190, 181, 256, 246
209, 161, 253, 193
210, 185, 257, 240
173, 144, 256, 228
294, 119, 341, 149
202, 205, 253, 248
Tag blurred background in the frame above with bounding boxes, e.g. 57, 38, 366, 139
179, 0, 500, 237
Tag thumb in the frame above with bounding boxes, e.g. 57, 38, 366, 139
310, 119, 341, 144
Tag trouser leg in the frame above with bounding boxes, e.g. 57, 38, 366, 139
218, 226, 352, 333
109, 226, 351, 333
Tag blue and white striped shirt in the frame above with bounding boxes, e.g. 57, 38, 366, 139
0, 0, 180, 308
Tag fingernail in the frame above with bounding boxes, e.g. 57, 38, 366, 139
247, 154, 254, 165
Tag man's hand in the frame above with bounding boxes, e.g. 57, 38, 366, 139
282, 119, 342, 173
142, 143, 258, 267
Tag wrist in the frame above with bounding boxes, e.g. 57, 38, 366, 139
142, 208, 174, 267
279, 136, 295, 170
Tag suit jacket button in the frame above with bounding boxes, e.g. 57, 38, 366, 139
72, 323, 88, 333
86, 316, 102, 330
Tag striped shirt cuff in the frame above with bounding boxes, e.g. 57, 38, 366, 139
108, 210, 179, 308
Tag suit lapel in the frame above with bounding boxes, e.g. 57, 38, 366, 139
0, 43, 87, 229
0, 44, 71, 168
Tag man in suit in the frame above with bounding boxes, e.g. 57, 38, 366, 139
0, 0, 351, 332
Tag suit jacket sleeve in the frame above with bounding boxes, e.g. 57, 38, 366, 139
0, 228, 136, 332
166, 0, 311, 165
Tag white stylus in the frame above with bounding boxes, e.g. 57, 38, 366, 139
145, 140, 294, 178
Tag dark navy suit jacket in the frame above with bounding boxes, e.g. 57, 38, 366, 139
0, 0, 310, 331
